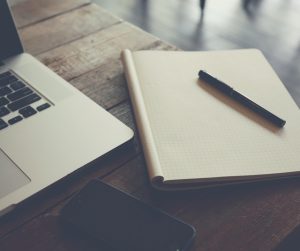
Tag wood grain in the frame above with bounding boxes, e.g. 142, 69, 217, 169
12, 0, 90, 28
19, 4, 121, 55
69, 41, 176, 109
37, 22, 158, 81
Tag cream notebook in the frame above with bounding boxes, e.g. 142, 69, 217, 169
121, 49, 300, 190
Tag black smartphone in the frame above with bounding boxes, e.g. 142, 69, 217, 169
60, 179, 196, 251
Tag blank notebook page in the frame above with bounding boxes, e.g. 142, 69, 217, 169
132, 50, 300, 182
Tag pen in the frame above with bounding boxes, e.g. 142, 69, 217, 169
198, 70, 286, 128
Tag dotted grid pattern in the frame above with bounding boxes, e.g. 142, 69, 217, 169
133, 50, 300, 182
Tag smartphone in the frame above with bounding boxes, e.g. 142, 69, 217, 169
60, 179, 196, 251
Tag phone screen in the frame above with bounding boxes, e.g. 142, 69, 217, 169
61, 180, 195, 251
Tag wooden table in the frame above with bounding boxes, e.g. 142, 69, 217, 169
1, 1, 300, 250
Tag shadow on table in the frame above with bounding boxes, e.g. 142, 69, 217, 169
273, 224, 300, 251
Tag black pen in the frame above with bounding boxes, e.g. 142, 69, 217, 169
198, 70, 286, 128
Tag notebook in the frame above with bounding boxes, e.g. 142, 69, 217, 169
121, 49, 300, 190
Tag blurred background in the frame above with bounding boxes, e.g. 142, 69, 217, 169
93, 0, 300, 106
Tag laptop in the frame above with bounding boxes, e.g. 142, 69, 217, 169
0, 0, 133, 216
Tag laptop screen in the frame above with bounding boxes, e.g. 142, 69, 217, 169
0, 0, 23, 61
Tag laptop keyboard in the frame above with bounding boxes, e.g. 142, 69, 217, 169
0, 71, 51, 130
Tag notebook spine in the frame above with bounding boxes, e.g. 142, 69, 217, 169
121, 49, 164, 183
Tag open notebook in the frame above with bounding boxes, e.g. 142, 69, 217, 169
121, 49, 300, 190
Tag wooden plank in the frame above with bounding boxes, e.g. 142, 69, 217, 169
12, 0, 90, 28
37, 22, 158, 81
69, 40, 176, 109
19, 3, 121, 55
70, 59, 127, 110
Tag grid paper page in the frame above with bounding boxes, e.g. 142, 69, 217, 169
132, 50, 300, 182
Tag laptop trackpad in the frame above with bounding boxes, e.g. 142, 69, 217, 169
0, 150, 30, 199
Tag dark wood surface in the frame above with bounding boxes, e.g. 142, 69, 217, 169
93, 0, 300, 107
1, 1, 300, 250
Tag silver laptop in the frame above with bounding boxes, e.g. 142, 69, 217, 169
0, 0, 133, 216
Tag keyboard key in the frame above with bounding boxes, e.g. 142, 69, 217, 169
0, 119, 8, 130
0, 75, 18, 87
7, 87, 33, 102
0, 86, 12, 96
0, 106, 10, 117
10, 81, 25, 91
7, 93, 41, 111
0, 97, 9, 106
8, 115, 23, 125
37, 103, 50, 112
19, 106, 37, 118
